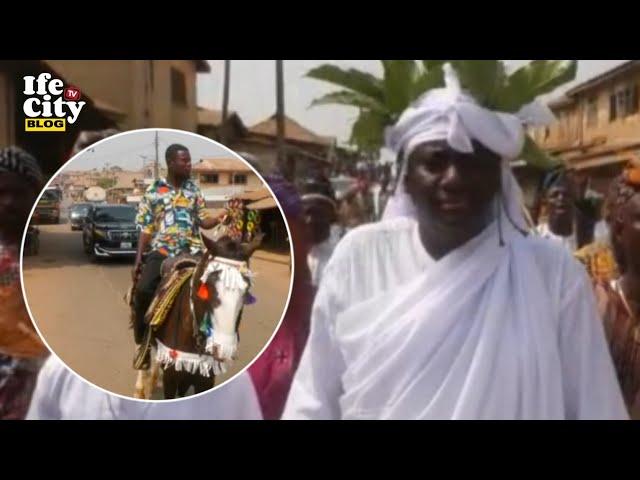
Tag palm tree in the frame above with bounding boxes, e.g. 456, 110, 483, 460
306, 60, 577, 170
306, 61, 444, 155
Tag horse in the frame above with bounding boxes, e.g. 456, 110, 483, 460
133, 232, 264, 399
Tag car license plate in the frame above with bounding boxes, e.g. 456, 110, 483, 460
120, 242, 132, 249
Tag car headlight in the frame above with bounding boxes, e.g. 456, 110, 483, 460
94, 229, 107, 239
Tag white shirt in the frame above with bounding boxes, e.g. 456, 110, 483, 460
26, 356, 263, 420
593, 220, 610, 244
369, 183, 382, 219
307, 226, 341, 288
535, 222, 577, 252
283, 217, 627, 420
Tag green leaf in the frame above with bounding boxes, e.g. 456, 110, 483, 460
381, 60, 419, 114
309, 90, 388, 114
411, 67, 445, 102
497, 60, 578, 112
519, 135, 562, 170
422, 60, 447, 72
349, 110, 389, 153
306, 64, 385, 103
449, 60, 507, 108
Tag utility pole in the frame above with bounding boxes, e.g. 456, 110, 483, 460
221, 60, 231, 144
154, 130, 159, 180
275, 60, 288, 179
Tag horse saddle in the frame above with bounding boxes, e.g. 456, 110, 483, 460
144, 253, 202, 329
160, 253, 201, 278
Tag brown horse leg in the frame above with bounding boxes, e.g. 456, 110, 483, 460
193, 373, 215, 394
177, 373, 191, 397
172, 372, 213, 397
148, 360, 161, 397
134, 370, 148, 399
162, 366, 179, 399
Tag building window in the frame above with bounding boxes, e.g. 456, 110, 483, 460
202, 174, 219, 184
610, 84, 639, 121
586, 97, 598, 127
171, 68, 187, 106
232, 174, 247, 185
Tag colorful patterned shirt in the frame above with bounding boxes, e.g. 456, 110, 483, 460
136, 178, 209, 257
596, 280, 640, 418
0, 241, 47, 419
574, 241, 618, 285
0, 242, 19, 289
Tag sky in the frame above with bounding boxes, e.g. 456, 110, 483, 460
63, 60, 629, 172
62, 129, 231, 172
196, 60, 629, 144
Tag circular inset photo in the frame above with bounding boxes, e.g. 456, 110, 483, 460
20, 129, 294, 401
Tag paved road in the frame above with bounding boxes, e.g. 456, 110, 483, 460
22, 209, 292, 399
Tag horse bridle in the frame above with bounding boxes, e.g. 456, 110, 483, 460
188, 254, 253, 347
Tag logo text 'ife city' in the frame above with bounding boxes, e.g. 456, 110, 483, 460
23, 73, 86, 132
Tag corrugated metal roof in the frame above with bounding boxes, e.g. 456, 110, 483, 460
235, 187, 270, 201
249, 114, 333, 146
571, 155, 628, 170
565, 60, 639, 97
246, 197, 277, 210
193, 158, 252, 173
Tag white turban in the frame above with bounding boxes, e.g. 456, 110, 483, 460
382, 63, 554, 226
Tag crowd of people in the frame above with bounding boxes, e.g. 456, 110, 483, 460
2, 63, 640, 419
538, 164, 640, 417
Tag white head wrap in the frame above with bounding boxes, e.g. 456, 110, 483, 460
382, 63, 554, 231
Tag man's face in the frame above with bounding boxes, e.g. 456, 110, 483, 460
547, 180, 574, 228
302, 198, 335, 245
618, 193, 640, 274
0, 173, 38, 236
404, 141, 501, 229
168, 150, 192, 178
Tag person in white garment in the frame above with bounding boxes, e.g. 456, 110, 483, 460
571, 169, 609, 247
282, 63, 627, 420
535, 168, 578, 252
301, 176, 342, 289
26, 356, 262, 420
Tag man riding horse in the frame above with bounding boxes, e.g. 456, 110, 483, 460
132, 144, 226, 369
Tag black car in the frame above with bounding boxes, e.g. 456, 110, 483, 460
82, 204, 139, 261
69, 203, 92, 231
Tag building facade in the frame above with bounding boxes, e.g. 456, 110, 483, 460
529, 60, 640, 194
47, 60, 209, 132
1, 60, 209, 178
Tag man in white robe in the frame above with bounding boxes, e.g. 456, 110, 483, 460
535, 168, 578, 252
301, 176, 342, 289
26, 356, 262, 420
282, 64, 628, 420
307, 224, 341, 289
